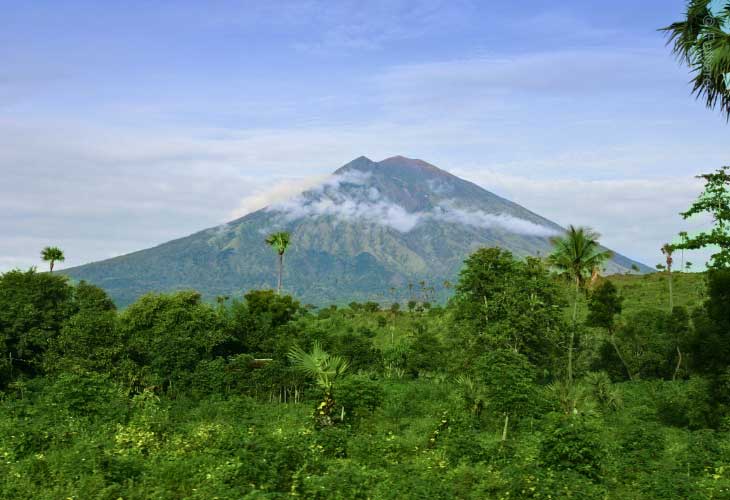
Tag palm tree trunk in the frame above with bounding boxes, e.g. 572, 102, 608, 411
609, 329, 633, 381
50, 260, 54, 273
667, 269, 673, 311
277, 253, 283, 294
568, 277, 580, 384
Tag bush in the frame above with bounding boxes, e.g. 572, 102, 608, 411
656, 378, 714, 429
335, 375, 384, 423
539, 414, 607, 481
473, 349, 540, 422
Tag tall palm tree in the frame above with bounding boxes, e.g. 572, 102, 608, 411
288, 341, 349, 427
678, 231, 688, 270
548, 226, 612, 384
265, 232, 290, 294
661, 243, 675, 311
661, 1, 730, 119
41, 246, 65, 272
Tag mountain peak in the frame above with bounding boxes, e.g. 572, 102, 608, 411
379, 155, 438, 170
332, 155, 376, 174
335, 154, 450, 177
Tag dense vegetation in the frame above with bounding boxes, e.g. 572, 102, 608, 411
2, 246, 729, 498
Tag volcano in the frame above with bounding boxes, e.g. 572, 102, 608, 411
62, 155, 651, 306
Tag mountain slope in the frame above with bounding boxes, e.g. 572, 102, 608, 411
62, 156, 652, 306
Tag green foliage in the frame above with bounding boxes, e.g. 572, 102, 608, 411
586, 279, 623, 332
539, 414, 607, 481
473, 349, 540, 422
40, 246, 65, 272
548, 226, 613, 289
119, 291, 228, 393
661, 2, 730, 118
0, 268, 75, 385
673, 167, 730, 268
335, 375, 384, 422
288, 341, 349, 391
451, 248, 566, 368
656, 377, 716, 429
1, 248, 729, 498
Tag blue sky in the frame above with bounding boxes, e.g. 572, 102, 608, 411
1, 0, 728, 271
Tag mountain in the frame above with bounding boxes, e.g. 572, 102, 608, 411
62, 156, 652, 306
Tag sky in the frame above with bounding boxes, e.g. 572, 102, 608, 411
1, 0, 729, 272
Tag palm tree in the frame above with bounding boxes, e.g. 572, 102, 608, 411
661, 243, 675, 311
41, 246, 65, 272
548, 226, 612, 384
661, 1, 730, 119
288, 342, 349, 427
265, 232, 290, 294
678, 231, 688, 270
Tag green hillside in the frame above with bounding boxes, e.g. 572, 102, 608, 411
604, 271, 706, 315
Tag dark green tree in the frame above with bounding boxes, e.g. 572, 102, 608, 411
586, 280, 632, 380
119, 291, 228, 393
0, 268, 74, 385
45, 282, 120, 375
451, 248, 566, 369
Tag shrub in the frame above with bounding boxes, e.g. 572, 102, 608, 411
335, 375, 384, 423
474, 349, 540, 422
539, 414, 607, 481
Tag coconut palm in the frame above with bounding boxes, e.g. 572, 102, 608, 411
265, 231, 290, 294
548, 226, 612, 384
288, 341, 349, 427
661, 243, 675, 311
661, 1, 730, 119
40, 246, 65, 272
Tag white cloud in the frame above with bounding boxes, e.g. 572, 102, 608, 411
265, 171, 558, 236
431, 202, 559, 237
452, 167, 716, 267
230, 175, 329, 219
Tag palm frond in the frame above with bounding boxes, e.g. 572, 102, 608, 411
288, 341, 349, 389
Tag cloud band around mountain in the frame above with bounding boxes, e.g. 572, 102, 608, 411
266, 171, 559, 237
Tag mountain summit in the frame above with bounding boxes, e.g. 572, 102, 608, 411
63, 156, 651, 306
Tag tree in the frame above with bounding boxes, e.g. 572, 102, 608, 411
265, 232, 291, 294
673, 167, 730, 268
44, 281, 119, 374
586, 280, 632, 380
0, 268, 75, 385
288, 341, 349, 427
548, 226, 612, 383
473, 349, 539, 438
40, 246, 65, 272
687, 261, 694, 271
661, 1, 730, 119
451, 248, 566, 369
119, 291, 228, 394
662, 243, 675, 311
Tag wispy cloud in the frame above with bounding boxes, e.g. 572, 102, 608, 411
265, 170, 558, 236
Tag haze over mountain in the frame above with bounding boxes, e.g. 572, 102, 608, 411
62, 156, 651, 306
